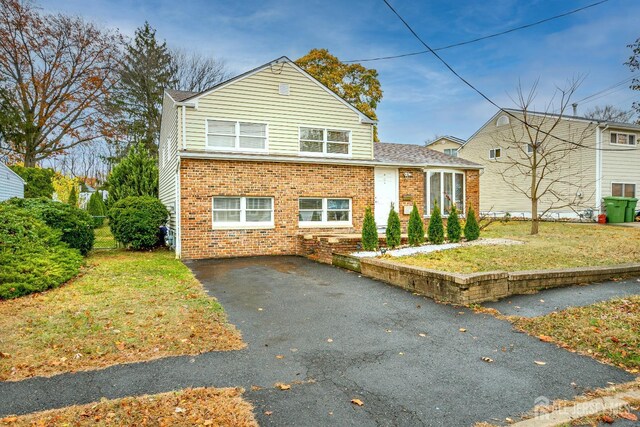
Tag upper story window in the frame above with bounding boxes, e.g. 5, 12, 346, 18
610, 132, 636, 146
299, 127, 351, 156
489, 148, 502, 159
444, 148, 458, 157
496, 115, 510, 126
207, 120, 267, 152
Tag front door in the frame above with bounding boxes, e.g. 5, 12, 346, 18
374, 167, 399, 226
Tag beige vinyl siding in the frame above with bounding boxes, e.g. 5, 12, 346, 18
601, 127, 640, 199
183, 62, 374, 159
459, 112, 598, 216
428, 139, 461, 153
159, 92, 180, 231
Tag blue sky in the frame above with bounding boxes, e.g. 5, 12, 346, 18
44, 0, 640, 144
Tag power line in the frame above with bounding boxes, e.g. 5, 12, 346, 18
346, 0, 610, 63
380, 0, 632, 152
574, 76, 635, 104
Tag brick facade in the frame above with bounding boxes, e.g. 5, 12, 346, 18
179, 159, 374, 259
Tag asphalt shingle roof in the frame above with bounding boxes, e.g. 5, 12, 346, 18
165, 89, 198, 102
374, 142, 481, 168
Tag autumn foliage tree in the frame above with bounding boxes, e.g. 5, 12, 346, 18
296, 49, 383, 140
0, 0, 122, 166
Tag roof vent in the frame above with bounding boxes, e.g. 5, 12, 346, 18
279, 83, 290, 96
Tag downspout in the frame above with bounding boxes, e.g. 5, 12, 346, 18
595, 125, 605, 213
181, 105, 187, 150
175, 158, 181, 259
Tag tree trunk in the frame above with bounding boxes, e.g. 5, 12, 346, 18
531, 198, 539, 235
531, 158, 539, 235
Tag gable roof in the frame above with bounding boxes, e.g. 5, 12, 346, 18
164, 56, 376, 124
0, 162, 25, 184
425, 135, 465, 147
375, 142, 481, 169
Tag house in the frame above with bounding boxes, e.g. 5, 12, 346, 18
0, 162, 25, 201
159, 57, 481, 260
458, 109, 640, 219
425, 135, 465, 157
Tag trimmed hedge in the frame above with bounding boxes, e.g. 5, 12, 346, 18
87, 191, 107, 227
8, 165, 54, 198
0, 204, 83, 299
5, 198, 95, 255
385, 204, 401, 249
108, 196, 168, 250
361, 206, 378, 251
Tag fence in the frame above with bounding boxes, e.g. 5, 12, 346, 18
92, 216, 118, 249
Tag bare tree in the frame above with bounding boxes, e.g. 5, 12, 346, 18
583, 105, 634, 123
48, 142, 111, 184
494, 79, 596, 235
424, 134, 444, 146
171, 49, 230, 92
0, 0, 122, 166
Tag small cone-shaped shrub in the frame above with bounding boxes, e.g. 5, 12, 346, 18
407, 202, 425, 246
361, 206, 378, 251
427, 201, 444, 244
447, 204, 462, 243
87, 191, 108, 227
67, 185, 78, 207
464, 206, 480, 241
385, 203, 401, 249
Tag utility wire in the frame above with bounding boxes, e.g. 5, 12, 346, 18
381, 0, 631, 152
347, 0, 610, 63
574, 76, 635, 104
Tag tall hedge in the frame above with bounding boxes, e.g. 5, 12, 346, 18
447, 204, 462, 243
107, 143, 159, 205
361, 206, 378, 251
0, 204, 83, 299
427, 201, 444, 244
5, 198, 94, 255
108, 196, 168, 250
67, 185, 78, 207
407, 202, 425, 246
8, 165, 54, 198
87, 191, 108, 227
464, 206, 480, 241
385, 204, 401, 249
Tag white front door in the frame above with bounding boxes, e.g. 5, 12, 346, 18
374, 167, 399, 225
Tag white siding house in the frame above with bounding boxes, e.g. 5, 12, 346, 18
0, 162, 25, 201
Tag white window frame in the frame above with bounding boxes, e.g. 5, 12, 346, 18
611, 182, 636, 198
206, 119, 269, 153
443, 148, 458, 157
496, 115, 510, 126
212, 196, 274, 229
425, 170, 466, 218
298, 126, 352, 158
610, 132, 637, 147
298, 197, 352, 228
489, 148, 502, 159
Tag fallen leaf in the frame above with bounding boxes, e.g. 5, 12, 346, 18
264, 411, 273, 416
601, 414, 614, 424
385, 329, 392, 333
538, 335, 554, 343
539, 299, 545, 303
459, 328, 467, 332
481, 357, 494, 363
418, 333, 427, 337
276, 383, 291, 390
175, 407, 185, 413
0, 352, 11, 359
610, 336, 620, 343
351, 399, 364, 406
125, 310, 134, 315
114, 342, 125, 351
275, 355, 285, 359
534, 361, 546, 366
398, 352, 404, 355
1, 416, 18, 423
258, 308, 263, 311
250, 385, 262, 391
618, 412, 638, 421
327, 338, 333, 343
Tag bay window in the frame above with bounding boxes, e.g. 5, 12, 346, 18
299, 198, 351, 226
207, 120, 267, 151
299, 127, 351, 156
212, 197, 273, 227
426, 171, 465, 216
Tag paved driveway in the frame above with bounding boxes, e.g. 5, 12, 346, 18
0, 256, 634, 426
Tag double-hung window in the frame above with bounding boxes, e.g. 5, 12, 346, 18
299, 198, 351, 227
426, 171, 465, 216
612, 183, 636, 198
489, 148, 501, 159
443, 148, 458, 157
299, 127, 351, 156
610, 132, 636, 146
212, 197, 274, 227
207, 120, 267, 151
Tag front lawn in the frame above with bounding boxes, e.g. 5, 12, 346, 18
395, 221, 640, 273
0, 250, 244, 381
0, 387, 258, 426
514, 296, 639, 373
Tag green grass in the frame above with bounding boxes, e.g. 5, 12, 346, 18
0, 250, 244, 381
395, 221, 640, 273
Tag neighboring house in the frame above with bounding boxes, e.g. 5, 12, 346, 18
425, 135, 465, 157
458, 109, 640, 218
159, 56, 481, 259
0, 162, 25, 201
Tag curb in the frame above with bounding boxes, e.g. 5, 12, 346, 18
511, 390, 640, 427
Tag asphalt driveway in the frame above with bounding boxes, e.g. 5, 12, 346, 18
0, 256, 635, 426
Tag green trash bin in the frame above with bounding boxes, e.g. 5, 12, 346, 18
603, 197, 628, 224
624, 198, 638, 222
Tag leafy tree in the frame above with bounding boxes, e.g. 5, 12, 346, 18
464, 206, 480, 241
385, 203, 401, 249
106, 143, 158, 205
625, 37, 640, 123
109, 22, 177, 156
8, 165, 54, 198
427, 201, 444, 244
52, 173, 76, 205
447, 204, 462, 243
407, 202, 425, 246
361, 206, 378, 251
0, 0, 121, 166
67, 185, 78, 207
296, 49, 383, 140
